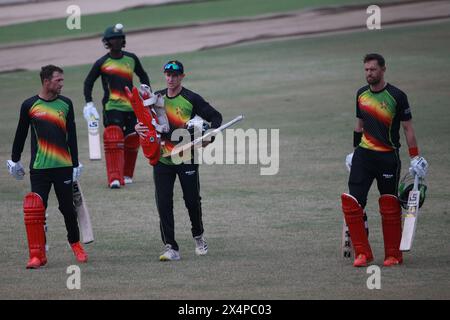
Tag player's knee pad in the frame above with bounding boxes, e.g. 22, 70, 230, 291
104, 125, 124, 184
23, 192, 46, 261
379, 194, 401, 218
341, 193, 363, 221
124, 132, 140, 178
125, 132, 140, 150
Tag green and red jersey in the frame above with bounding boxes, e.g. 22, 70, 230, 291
356, 83, 412, 152
155, 87, 222, 165
11, 95, 78, 169
84, 51, 150, 112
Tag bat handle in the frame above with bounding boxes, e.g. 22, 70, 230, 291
413, 173, 420, 191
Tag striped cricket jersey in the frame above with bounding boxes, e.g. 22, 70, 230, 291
155, 87, 222, 165
11, 95, 79, 169
356, 83, 412, 151
84, 51, 150, 112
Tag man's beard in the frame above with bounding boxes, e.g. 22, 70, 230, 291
366, 76, 380, 85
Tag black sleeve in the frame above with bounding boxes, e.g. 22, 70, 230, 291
192, 93, 222, 129
66, 100, 79, 167
396, 91, 412, 121
133, 55, 150, 86
83, 60, 102, 103
11, 100, 31, 162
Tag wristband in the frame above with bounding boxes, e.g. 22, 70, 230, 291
409, 147, 419, 158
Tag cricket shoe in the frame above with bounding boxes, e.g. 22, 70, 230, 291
194, 234, 208, 256
26, 256, 45, 269
71, 242, 88, 263
124, 176, 133, 184
353, 253, 373, 267
159, 244, 180, 261
383, 256, 403, 267
109, 180, 121, 189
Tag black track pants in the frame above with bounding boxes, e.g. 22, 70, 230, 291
153, 162, 203, 251
348, 147, 401, 208
30, 167, 80, 244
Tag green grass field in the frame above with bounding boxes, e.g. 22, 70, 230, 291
0, 18, 449, 299
0, 0, 406, 46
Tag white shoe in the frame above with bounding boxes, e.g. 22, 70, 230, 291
124, 176, 133, 184
159, 244, 180, 261
109, 180, 120, 189
194, 235, 208, 256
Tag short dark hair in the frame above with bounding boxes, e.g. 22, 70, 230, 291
40, 65, 63, 83
363, 53, 385, 67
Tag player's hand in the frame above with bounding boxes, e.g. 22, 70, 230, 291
135, 122, 149, 138
83, 102, 99, 123
186, 115, 205, 132
345, 152, 354, 172
73, 163, 83, 182
409, 156, 428, 178
138, 84, 152, 100
6, 160, 25, 180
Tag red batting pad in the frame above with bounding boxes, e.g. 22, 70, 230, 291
23, 192, 46, 266
341, 193, 373, 261
125, 86, 160, 166
379, 194, 403, 262
104, 125, 125, 185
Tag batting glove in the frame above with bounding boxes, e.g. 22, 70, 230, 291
73, 163, 83, 182
345, 152, 354, 172
409, 156, 428, 178
83, 102, 99, 123
6, 160, 25, 180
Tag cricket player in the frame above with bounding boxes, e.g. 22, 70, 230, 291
7, 65, 87, 269
342, 53, 429, 267
83, 23, 150, 188
136, 60, 222, 261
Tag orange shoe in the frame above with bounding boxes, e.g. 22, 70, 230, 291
383, 256, 402, 267
353, 254, 373, 267
26, 256, 43, 269
70, 242, 88, 263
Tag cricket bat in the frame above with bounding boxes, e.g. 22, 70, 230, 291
162, 115, 244, 158
73, 181, 94, 244
341, 222, 352, 259
88, 119, 101, 160
400, 174, 420, 251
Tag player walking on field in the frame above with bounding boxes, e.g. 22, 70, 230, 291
342, 53, 429, 267
136, 60, 222, 261
7, 65, 87, 269
83, 23, 151, 189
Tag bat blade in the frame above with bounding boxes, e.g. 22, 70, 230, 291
88, 120, 101, 160
73, 181, 94, 244
400, 189, 420, 251
163, 115, 244, 158
341, 222, 352, 259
